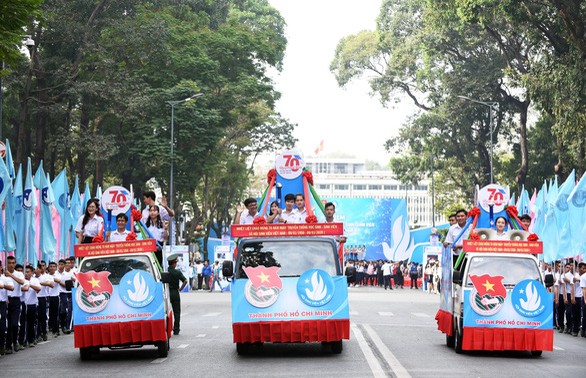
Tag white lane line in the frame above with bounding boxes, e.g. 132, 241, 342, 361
151, 358, 167, 364
203, 312, 221, 317
196, 334, 206, 338
176, 344, 189, 349
350, 311, 359, 316
351, 324, 386, 378
363, 324, 411, 378
378, 312, 394, 316
411, 312, 430, 318
553, 346, 565, 351
212, 326, 219, 329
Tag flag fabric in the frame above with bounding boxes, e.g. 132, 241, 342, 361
75, 271, 113, 295
516, 185, 531, 217
83, 182, 91, 213
554, 170, 575, 258
23, 158, 38, 265
0, 154, 11, 204
4, 182, 16, 252
5, 139, 15, 179
40, 172, 57, 261
567, 172, 586, 256
70, 176, 82, 256
532, 181, 547, 236
528, 189, 537, 232
468, 274, 507, 298
52, 168, 69, 256
542, 177, 559, 262
33, 160, 44, 189
14, 165, 25, 262
509, 193, 516, 206
314, 139, 324, 155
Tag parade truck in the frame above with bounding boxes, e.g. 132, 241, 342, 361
72, 240, 173, 360
435, 184, 554, 356
223, 229, 351, 354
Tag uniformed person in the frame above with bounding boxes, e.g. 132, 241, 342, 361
167, 254, 187, 335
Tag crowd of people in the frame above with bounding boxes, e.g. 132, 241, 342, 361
0, 257, 76, 356
343, 260, 441, 292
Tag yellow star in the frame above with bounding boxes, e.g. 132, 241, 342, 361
482, 280, 495, 292
257, 272, 270, 284
89, 277, 101, 288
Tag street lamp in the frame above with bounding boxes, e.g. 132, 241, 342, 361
457, 96, 499, 184
166, 93, 203, 261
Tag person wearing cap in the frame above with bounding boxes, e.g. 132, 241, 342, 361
167, 254, 187, 335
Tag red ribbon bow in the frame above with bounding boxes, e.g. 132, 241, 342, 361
253, 217, 267, 225
305, 215, 318, 224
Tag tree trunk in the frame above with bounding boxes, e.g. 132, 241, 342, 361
76, 93, 91, 182
515, 99, 530, 190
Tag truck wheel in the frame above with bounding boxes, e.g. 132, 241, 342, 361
531, 350, 542, 357
331, 340, 343, 354
79, 347, 92, 361
157, 339, 169, 357
446, 333, 455, 348
454, 324, 464, 354
236, 342, 248, 355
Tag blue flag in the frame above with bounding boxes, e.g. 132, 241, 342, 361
83, 182, 91, 213
0, 154, 11, 204
516, 185, 531, 217
24, 158, 38, 266
14, 165, 25, 262
4, 182, 16, 252
33, 160, 44, 189
554, 170, 575, 258
567, 172, 586, 256
40, 172, 57, 261
70, 176, 82, 256
52, 168, 69, 255
5, 139, 15, 179
532, 181, 547, 236
542, 177, 559, 263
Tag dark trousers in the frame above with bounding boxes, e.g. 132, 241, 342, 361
197, 274, 203, 290
582, 298, 586, 333
0, 302, 6, 349
203, 275, 211, 290
171, 296, 180, 333
37, 297, 48, 337
557, 294, 566, 328
48, 296, 60, 333
6, 298, 21, 348
571, 297, 583, 333
410, 274, 418, 289
26, 304, 37, 344
18, 302, 27, 345
59, 292, 72, 329
383, 276, 391, 289
564, 294, 573, 329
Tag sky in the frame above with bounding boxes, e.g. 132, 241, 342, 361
267, 0, 417, 166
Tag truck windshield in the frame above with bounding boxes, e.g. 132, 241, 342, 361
465, 256, 541, 288
80, 255, 154, 285
236, 240, 338, 278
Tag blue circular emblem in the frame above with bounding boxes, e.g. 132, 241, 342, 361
555, 194, 569, 211
119, 270, 157, 308
41, 188, 50, 205
296, 269, 335, 307
59, 193, 69, 209
0, 178, 4, 195
571, 189, 586, 207
23, 189, 33, 210
511, 279, 547, 317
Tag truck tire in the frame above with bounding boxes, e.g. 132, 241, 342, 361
330, 340, 343, 354
79, 347, 93, 360
454, 323, 464, 354
236, 342, 248, 355
531, 350, 542, 357
157, 339, 169, 357
446, 333, 455, 348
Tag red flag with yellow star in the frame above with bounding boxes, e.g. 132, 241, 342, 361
75, 271, 113, 295
243, 266, 282, 289
469, 274, 506, 298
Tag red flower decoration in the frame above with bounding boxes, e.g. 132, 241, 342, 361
253, 217, 266, 225
302, 171, 314, 186
92, 235, 104, 243
305, 215, 318, 223
468, 206, 481, 218
267, 169, 277, 184
131, 209, 142, 222
131, 204, 136, 210
469, 232, 480, 240
506, 205, 518, 218
126, 232, 137, 241
527, 233, 539, 241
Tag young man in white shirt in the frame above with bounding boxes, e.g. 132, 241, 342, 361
562, 262, 574, 334
570, 262, 583, 336
443, 209, 470, 262
235, 198, 259, 224
47, 261, 61, 337
17, 264, 29, 350
279, 193, 299, 223
108, 213, 131, 241
141, 191, 174, 223
58, 259, 74, 334
291, 194, 307, 223
579, 262, 586, 337
4, 256, 25, 354
36, 261, 52, 342
24, 265, 41, 347
0, 261, 13, 355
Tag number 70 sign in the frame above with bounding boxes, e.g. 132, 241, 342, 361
101, 185, 132, 215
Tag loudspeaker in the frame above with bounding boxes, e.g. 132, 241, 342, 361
507, 230, 529, 241
475, 228, 496, 240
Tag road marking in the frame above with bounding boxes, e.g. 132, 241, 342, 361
553, 346, 565, 351
363, 324, 411, 378
351, 324, 386, 378
176, 344, 189, 349
196, 334, 206, 338
203, 312, 221, 317
350, 311, 359, 316
151, 358, 167, 364
378, 312, 394, 316
36, 341, 51, 345
212, 325, 219, 329
411, 312, 430, 318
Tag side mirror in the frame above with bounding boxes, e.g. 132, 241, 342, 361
222, 260, 234, 278
160, 272, 170, 284
453, 270, 462, 285
345, 266, 356, 283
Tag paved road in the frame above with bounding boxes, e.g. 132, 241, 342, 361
0, 287, 584, 377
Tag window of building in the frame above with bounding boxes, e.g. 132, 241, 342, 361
318, 184, 330, 190
354, 185, 367, 190
369, 185, 382, 190
334, 163, 347, 174
335, 184, 349, 190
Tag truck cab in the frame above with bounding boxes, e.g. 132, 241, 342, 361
72, 240, 173, 360
224, 235, 350, 354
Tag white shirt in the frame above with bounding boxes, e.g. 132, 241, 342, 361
291, 208, 307, 223
195, 263, 203, 275
59, 270, 73, 294
563, 271, 574, 294
494, 231, 508, 240
6, 270, 25, 298
146, 223, 164, 242
280, 210, 299, 223
382, 262, 391, 276
581, 272, 586, 289
48, 272, 61, 297
445, 223, 471, 254
142, 205, 171, 223
239, 211, 259, 225
0, 275, 11, 301
25, 276, 40, 305
20, 279, 29, 302
37, 273, 51, 298
110, 229, 130, 242
574, 272, 582, 298
75, 215, 105, 237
